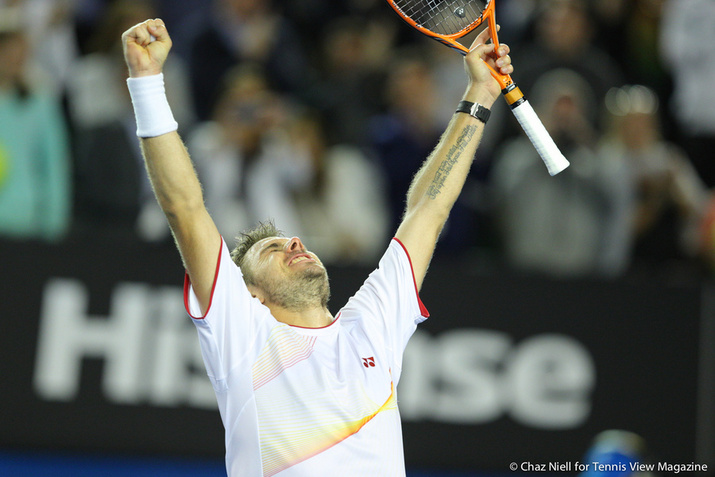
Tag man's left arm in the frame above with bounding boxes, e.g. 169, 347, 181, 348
395, 30, 513, 290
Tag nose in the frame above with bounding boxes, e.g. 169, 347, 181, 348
286, 237, 305, 253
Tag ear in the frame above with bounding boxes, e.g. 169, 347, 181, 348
246, 284, 266, 304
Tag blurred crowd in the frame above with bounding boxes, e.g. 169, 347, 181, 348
1, 0, 714, 278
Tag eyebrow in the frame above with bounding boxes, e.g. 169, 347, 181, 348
259, 240, 283, 256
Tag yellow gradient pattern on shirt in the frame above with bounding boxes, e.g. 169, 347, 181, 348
259, 381, 397, 476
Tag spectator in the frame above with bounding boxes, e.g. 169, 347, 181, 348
369, 51, 465, 249
8, 0, 81, 96
186, 65, 313, 243
316, 16, 394, 147
503, 0, 538, 39
280, 0, 346, 50
187, 0, 314, 121
591, 0, 629, 62
600, 85, 709, 271
189, 65, 390, 264
66, 0, 193, 130
592, 0, 670, 96
660, 0, 715, 187
69, 0, 193, 238
491, 69, 631, 277
288, 111, 390, 265
619, 0, 669, 93
514, 0, 624, 133
0, 8, 72, 242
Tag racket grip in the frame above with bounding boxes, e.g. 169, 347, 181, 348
510, 100, 570, 176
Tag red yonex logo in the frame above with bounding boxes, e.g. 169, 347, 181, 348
362, 357, 376, 368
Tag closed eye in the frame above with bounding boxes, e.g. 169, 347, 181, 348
260, 241, 283, 257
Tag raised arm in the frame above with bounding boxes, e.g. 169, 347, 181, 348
394, 28, 512, 290
122, 19, 219, 313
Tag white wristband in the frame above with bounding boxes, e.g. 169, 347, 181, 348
126, 73, 178, 138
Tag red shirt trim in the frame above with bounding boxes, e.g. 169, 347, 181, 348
392, 238, 430, 318
183, 237, 223, 320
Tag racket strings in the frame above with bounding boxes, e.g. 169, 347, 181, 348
394, 0, 488, 35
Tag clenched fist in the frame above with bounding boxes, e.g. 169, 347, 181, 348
122, 18, 172, 78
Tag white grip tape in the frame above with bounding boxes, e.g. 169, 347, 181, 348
126, 73, 178, 138
511, 100, 570, 176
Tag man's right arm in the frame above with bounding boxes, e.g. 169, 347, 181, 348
123, 19, 219, 314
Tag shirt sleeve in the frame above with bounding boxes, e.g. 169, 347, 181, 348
339, 238, 429, 379
183, 238, 274, 390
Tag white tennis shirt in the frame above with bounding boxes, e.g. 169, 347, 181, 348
184, 238, 429, 476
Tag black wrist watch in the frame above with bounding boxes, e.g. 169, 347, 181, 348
455, 100, 491, 124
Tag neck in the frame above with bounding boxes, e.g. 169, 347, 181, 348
267, 303, 333, 328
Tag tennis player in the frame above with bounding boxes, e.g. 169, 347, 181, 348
122, 18, 512, 477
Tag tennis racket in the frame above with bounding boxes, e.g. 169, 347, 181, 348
385, 0, 570, 176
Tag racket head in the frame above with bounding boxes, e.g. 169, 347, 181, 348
386, 0, 511, 88
387, 0, 491, 40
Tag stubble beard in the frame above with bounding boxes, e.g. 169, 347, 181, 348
259, 266, 330, 312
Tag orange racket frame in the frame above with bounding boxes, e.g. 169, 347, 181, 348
385, 0, 527, 102
385, 0, 570, 175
